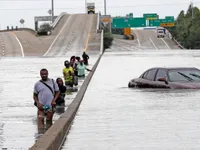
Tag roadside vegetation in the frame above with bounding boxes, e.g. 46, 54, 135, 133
103, 31, 113, 50
167, 4, 200, 49
37, 23, 52, 35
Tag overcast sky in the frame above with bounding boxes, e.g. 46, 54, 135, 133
0, 0, 200, 29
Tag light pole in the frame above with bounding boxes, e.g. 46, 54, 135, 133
85, 0, 87, 13
51, 0, 54, 23
104, 0, 106, 15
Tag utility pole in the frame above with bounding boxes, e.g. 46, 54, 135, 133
104, 0, 106, 15
85, 0, 87, 13
51, 0, 54, 23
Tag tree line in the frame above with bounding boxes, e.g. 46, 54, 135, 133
167, 4, 200, 49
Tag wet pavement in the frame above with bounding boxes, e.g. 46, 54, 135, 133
0, 54, 99, 150
62, 50, 200, 150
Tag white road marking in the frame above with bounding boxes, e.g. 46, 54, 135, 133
12, 32, 24, 57
43, 15, 73, 56
149, 38, 158, 50
161, 38, 171, 49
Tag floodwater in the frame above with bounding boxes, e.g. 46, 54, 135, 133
62, 50, 200, 150
0, 54, 99, 150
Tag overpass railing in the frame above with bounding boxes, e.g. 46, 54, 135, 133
96, 12, 101, 33
52, 12, 67, 29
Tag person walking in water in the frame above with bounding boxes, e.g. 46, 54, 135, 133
82, 52, 89, 65
33, 68, 60, 128
63, 60, 74, 87
56, 78, 66, 106
77, 60, 91, 77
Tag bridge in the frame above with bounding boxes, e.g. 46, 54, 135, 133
0, 10, 196, 150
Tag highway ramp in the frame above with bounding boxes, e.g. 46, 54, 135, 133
134, 29, 178, 50
44, 14, 100, 57
13, 14, 71, 56
108, 29, 179, 52
0, 32, 22, 57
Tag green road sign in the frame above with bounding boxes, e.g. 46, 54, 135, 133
143, 13, 158, 20
165, 16, 174, 22
112, 17, 146, 28
112, 17, 130, 28
129, 18, 146, 27
112, 14, 175, 28
149, 20, 160, 26
149, 18, 174, 27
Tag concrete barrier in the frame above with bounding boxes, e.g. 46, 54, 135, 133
52, 12, 67, 29
143, 27, 157, 30
96, 12, 100, 33
0, 28, 36, 34
173, 38, 185, 49
100, 30, 104, 54
29, 54, 102, 150
0, 12, 67, 35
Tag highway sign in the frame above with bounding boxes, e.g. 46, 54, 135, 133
112, 18, 130, 28
129, 18, 146, 27
124, 28, 131, 35
160, 23, 174, 27
20, 19, 25, 24
165, 16, 174, 21
101, 15, 111, 23
48, 9, 52, 15
149, 20, 160, 26
112, 14, 174, 28
149, 18, 175, 27
143, 13, 158, 20
34, 16, 58, 22
112, 17, 146, 28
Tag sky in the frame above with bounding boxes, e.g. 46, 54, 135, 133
0, 0, 200, 29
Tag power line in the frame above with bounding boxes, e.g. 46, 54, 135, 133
0, 0, 83, 2
0, 2, 198, 11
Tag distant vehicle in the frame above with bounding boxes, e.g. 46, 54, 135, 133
157, 27, 165, 38
128, 67, 200, 89
87, 3, 95, 14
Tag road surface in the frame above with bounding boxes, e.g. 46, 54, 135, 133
44, 14, 100, 57
0, 32, 22, 57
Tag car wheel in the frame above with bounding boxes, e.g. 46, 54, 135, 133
128, 83, 135, 88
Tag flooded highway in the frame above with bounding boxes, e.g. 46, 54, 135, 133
0, 54, 99, 150
62, 50, 200, 150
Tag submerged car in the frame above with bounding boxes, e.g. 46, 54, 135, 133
128, 67, 200, 89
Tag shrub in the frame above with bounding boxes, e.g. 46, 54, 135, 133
37, 23, 52, 35
103, 32, 113, 50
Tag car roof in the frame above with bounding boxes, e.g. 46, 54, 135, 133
148, 67, 200, 70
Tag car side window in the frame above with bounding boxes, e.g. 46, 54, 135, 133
145, 69, 158, 81
156, 69, 167, 81
142, 71, 149, 79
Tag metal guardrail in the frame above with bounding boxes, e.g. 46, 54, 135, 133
100, 30, 104, 54
96, 12, 100, 33
164, 28, 186, 49
173, 38, 185, 49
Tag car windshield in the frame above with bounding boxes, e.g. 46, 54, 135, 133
168, 69, 200, 82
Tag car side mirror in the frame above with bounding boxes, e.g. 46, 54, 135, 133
157, 77, 168, 84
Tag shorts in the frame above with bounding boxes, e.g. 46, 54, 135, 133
43, 106, 56, 115
78, 75, 85, 77
65, 81, 73, 87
